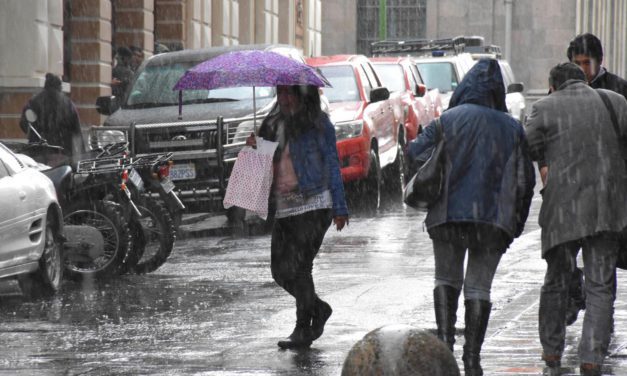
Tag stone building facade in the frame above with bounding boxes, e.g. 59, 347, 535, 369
0, 0, 322, 139
323, 0, 627, 97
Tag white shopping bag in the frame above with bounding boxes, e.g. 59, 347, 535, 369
223, 137, 279, 220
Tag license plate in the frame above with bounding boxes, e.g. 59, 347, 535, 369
161, 176, 175, 193
128, 169, 144, 191
169, 163, 196, 181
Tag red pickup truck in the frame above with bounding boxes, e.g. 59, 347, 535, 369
307, 55, 405, 212
370, 57, 442, 143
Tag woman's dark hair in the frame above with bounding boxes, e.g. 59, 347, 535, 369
44, 73, 62, 91
279, 85, 324, 137
259, 84, 325, 141
567, 33, 604, 62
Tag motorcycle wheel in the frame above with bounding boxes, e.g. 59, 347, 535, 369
131, 199, 176, 274
63, 200, 131, 280
119, 216, 146, 274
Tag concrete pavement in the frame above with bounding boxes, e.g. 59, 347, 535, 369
177, 195, 627, 376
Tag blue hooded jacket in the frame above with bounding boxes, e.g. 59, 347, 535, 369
407, 59, 535, 239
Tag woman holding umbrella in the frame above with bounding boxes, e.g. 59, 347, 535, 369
246, 84, 349, 349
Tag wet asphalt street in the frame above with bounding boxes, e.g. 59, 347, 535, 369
2, 187, 627, 375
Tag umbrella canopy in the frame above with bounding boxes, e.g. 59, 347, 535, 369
173, 50, 330, 91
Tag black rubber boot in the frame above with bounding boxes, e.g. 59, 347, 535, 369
277, 308, 313, 349
311, 298, 332, 340
433, 285, 461, 352
462, 299, 492, 376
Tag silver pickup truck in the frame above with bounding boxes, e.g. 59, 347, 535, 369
93, 44, 306, 221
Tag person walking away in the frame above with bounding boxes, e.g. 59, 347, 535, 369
563, 32, 627, 327
407, 58, 535, 376
112, 46, 134, 99
245, 85, 349, 349
19, 72, 84, 166
525, 62, 627, 376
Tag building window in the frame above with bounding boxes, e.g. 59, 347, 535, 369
357, 0, 427, 55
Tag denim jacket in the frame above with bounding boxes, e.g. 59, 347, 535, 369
259, 113, 348, 217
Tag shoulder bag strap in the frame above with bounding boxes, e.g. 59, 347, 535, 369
597, 89, 620, 137
434, 117, 442, 143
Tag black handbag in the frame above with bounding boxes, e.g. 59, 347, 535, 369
597, 90, 627, 269
403, 118, 445, 210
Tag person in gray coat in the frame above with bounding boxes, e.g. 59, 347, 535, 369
525, 62, 627, 376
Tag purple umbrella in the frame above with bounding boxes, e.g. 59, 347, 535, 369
173, 50, 330, 124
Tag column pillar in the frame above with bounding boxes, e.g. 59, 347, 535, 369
155, 0, 185, 50
70, 0, 113, 127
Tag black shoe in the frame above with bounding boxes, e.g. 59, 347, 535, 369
543, 355, 561, 375
311, 299, 332, 340
277, 326, 313, 349
580, 363, 602, 376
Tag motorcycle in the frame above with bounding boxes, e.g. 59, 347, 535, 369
16, 110, 184, 277
14, 110, 138, 279
91, 142, 184, 274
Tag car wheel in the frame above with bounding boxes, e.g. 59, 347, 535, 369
360, 148, 381, 214
18, 213, 64, 299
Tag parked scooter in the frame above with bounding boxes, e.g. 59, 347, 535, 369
88, 147, 182, 274
91, 142, 184, 273
15, 110, 137, 279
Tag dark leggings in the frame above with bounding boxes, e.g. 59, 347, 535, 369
271, 209, 332, 314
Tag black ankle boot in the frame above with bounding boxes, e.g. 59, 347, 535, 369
278, 309, 313, 349
277, 325, 313, 349
311, 298, 332, 340
433, 285, 460, 352
462, 299, 492, 376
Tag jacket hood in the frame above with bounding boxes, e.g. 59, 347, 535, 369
448, 58, 507, 112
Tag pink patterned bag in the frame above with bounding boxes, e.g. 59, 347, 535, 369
223, 138, 279, 220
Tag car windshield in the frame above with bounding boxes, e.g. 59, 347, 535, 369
416, 62, 458, 93
373, 64, 405, 92
126, 63, 275, 108
317, 65, 361, 103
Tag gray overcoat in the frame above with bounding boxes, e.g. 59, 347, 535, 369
525, 79, 627, 256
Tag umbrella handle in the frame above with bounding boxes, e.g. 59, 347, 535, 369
252, 86, 257, 133
178, 90, 183, 120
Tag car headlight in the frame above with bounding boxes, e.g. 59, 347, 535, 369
335, 120, 363, 140
90, 129, 127, 150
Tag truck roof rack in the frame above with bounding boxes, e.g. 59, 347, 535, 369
371, 35, 501, 59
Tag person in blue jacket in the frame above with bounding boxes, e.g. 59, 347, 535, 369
407, 59, 535, 376
246, 84, 349, 349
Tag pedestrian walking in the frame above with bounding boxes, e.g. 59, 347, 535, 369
407, 58, 535, 376
112, 46, 134, 98
129, 45, 145, 72
568, 33, 627, 99
245, 84, 349, 349
525, 62, 627, 376
563, 32, 627, 327
19, 72, 84, 165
